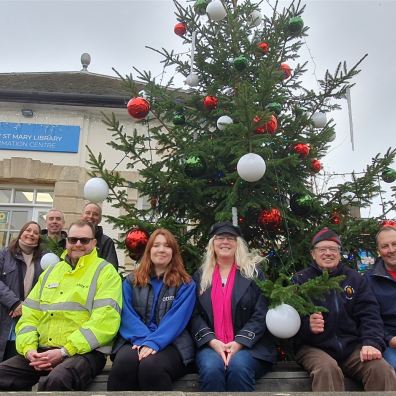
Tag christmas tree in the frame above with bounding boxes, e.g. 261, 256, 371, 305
87, 0, 396, 277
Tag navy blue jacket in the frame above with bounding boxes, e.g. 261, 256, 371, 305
365, 259, 396, 346
293, 262, 386, 361
190, 268, 277, 363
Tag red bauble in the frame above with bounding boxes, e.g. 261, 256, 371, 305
258, 208, 282, 229
293, 143, 310, 158
174, 22, 187, 36
280, 63, 292, 79
257, 42, 269, 54
125, 228, 150, 261
253, 115, 278, 134
311, 159, 322, 173
381, 220, 396, 228
127, 97, 150, 119
203, 95, 218, 111
331, 212, 341, 225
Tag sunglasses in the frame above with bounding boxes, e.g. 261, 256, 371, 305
67, 237, 94, 245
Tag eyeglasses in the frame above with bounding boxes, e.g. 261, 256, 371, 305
214, 235, 237, 242
314, 247, 340, 254
67, 237, 94, 245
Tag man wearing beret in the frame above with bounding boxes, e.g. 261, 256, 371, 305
293, 227, 396, 391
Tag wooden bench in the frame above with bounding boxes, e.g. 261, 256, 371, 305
86, 361, 363, 392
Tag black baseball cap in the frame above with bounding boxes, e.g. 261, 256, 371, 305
209, 221, 242, 238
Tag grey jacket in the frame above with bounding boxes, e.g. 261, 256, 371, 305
0, 248, 42, 361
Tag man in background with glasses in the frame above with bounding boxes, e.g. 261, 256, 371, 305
0, 220, 122, 391
293, 227, 396, 392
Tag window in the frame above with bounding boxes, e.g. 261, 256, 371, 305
0, 186, 54, 248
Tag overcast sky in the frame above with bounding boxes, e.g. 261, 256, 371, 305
0, 0, 395, 217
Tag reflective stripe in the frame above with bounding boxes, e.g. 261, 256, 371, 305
97, 345, 112, 354
85, 260, 109, 311
17, 326, 37, 335
80, 328, 100, 350
39, 264, 57, 297
92, 298, 121, 314
40, 302, 88, 312
24, 298, 41, 311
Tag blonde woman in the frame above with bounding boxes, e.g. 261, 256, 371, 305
190, 221, 276, 392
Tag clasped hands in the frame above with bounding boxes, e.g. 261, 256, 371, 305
209, 339, 243, 366
132, 344, 157, 361
26, 349, 64, 371
309, 312, 382, 362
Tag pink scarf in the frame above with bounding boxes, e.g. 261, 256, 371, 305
211, 264, 237, 343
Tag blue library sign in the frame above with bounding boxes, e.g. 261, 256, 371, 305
0, 122, 80, 153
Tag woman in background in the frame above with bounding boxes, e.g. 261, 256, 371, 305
0, 221, 43, 361
190, 221, 277, 392
107, 228, 196, 391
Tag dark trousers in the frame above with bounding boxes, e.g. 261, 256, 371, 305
296, 345, 396, 391
2, 341, 18, 362
0, 350, 106, 391
107, 344, 187, 391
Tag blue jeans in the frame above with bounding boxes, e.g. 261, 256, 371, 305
383, 347, 396, 370
196, 346, 271, 392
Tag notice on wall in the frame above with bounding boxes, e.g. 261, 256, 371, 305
0, 122, 80, 153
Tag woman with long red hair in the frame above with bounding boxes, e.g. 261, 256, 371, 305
107, 228, 196, 391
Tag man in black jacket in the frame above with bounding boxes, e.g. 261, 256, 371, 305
294, 227, 396, 391
81, 202, 119, 270
41, 209, 67, 251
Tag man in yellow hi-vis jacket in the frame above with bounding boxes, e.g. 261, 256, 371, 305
0, 220, 122, 391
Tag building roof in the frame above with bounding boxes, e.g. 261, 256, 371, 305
0, 71, 144, 108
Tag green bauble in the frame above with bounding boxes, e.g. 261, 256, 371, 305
233, 55, 248, 71
287, 16, 304, 36
173, 113, 186, 125
184, 155, 206, 177
194, 0, 209, 15
382, 168, 396, 183
290, 193, 314, 216
266, 102, 282, 115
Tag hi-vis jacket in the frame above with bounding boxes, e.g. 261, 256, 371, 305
15, 248, 122, 357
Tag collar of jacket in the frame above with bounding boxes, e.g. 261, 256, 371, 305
95, 226, 103, 239
371, 258, 394, 280
62, 247, 99, 269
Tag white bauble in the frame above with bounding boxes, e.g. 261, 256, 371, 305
40, 252, 60, 270
217, 115, 233, 130
237, 153, 266, 182
311, 112, 327, 128
206, 0, 227, 21
249, 10, 262, 27
83, 177, 109, 203
266, 303, 301, 339
185, 73, 199, 87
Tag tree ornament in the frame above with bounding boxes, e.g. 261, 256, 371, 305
125, 228, 150, 261
257, 41, 269, 54
184, 155, 207, 177
221, 86, 235, 96
233, 55, 248, 71
311, 159, 322, 173
173, 112, 186, 125
174, 22, 187, 37
311, 112, 327, 128
266, 102, 282, 115
127, 97, 150, 119
248, 10, 262, 27
290, 193, 314, 216
253, 115, 278, 134
203, 95, 218, 110
194, 0, 209, 15
331, 212, 341, 225
206, 0, 227, 21
381, 168, 396, 183
258, 208, 282, 229
84, 177, 109, 203
40, 252, 60, 270
287, 16, 304, 36
185, 73, 199, 87
217, 115, 233, 130
280, 63, 292, 79
266, 303, 301, 339
237, 153, 266, 182
293, 143, 310, 158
